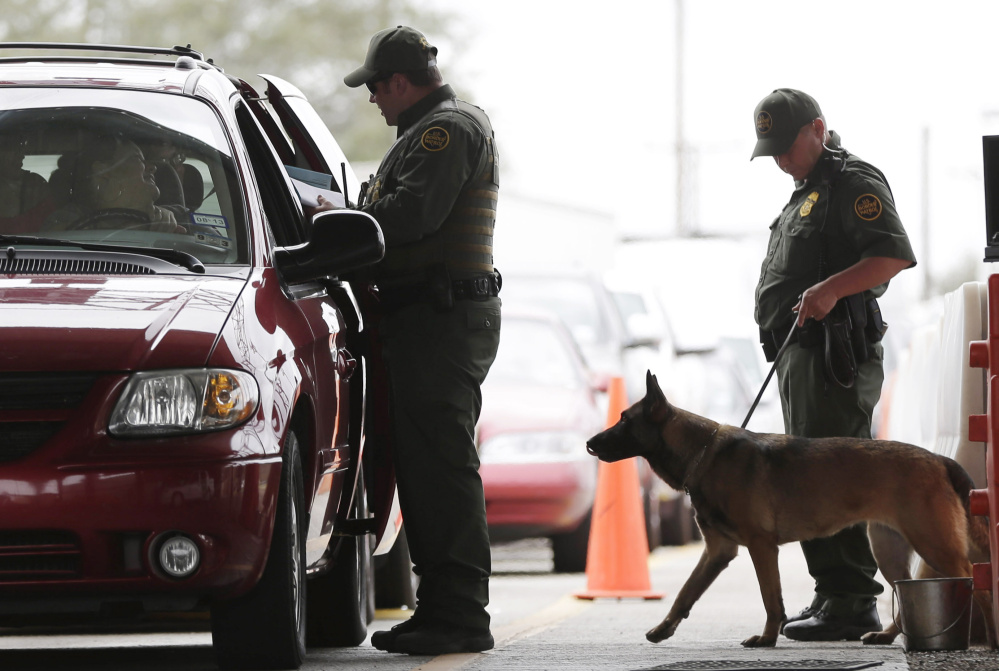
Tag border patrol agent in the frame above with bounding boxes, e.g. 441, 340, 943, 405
751, 89, 916, 641
343, 26, 500, 656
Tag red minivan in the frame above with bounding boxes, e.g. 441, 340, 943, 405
0, 43, 396, 670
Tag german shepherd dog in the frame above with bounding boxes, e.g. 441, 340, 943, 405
586, 371, 995, 648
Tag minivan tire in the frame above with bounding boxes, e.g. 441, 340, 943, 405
211, 430, 307, 669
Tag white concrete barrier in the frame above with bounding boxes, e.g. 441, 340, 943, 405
881, 282, 988, 487
933, 282, 989, 487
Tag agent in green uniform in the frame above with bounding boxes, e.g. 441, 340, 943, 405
751, 89, 916, 641
343, 26, 500, 656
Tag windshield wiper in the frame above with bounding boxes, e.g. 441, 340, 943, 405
0, 235, 206, 274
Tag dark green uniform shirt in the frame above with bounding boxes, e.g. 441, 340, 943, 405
362, 84, 498, 282
754, 132, 916, 333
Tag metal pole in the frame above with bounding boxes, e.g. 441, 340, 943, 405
922, 126, 931, 299
675, 0, 686, 237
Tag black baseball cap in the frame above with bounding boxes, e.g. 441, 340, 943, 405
344, 26, 438, 88
750, 89, 822, 160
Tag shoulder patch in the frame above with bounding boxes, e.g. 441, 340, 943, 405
421, 127, 450, 152
854, 194, 883, 221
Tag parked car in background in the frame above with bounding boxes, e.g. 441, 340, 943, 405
0, 43, 398, 670
493, 271, 668, 549
477, 308, 604, 572
674, 336, 783, 434
500, 272, 629, 383
604, 280, 700, 545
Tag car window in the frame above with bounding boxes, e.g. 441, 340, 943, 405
488, 318, 583, 388
257, 77, 360, 202
0, 88, 246, 265
234, 101, 309, 248
612, 291, 646, 325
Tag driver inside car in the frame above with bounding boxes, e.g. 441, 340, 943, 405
43, 133, 187, 233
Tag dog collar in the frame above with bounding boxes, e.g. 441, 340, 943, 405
682, 427, 719, 495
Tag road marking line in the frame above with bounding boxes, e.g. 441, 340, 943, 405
374, 608, 415, 621
413, 652, 479, 670
412, 594, 592, 670
493, 594, 591, 647
649, 542, 703, 568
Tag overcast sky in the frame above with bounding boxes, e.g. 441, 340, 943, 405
424, 1, 999, 275
399, 1, 999, 347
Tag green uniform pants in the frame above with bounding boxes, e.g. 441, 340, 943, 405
776, 341, 885, 616
380, 297, 501, 631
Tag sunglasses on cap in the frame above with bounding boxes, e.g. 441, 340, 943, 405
365, 72, 395, 94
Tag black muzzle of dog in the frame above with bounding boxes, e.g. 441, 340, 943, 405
585, 423, 639, 463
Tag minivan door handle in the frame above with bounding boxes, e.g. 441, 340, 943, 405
336, 349, 357, 379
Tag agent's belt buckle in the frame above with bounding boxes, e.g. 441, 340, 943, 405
470, 276, 491, 298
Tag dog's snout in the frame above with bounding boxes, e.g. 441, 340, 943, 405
585, 441, 598, 456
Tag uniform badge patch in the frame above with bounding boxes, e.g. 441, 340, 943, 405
854, 194, 883, 221
756, 111, 773, 135
421, 127, 449, 151
799, 191, 820, 217
368, 176, 382, 203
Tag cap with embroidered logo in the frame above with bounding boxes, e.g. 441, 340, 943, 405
344, 26, 438, 88
750, 88, 822, 160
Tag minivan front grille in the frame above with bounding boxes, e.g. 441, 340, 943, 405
0, 373, 97, 461
0, 373, 97, 411
0, 422, 64, 462
0, 531, 82, 581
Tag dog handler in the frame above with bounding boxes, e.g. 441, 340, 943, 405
751, 88, 916, 641
338, 26, 501, 656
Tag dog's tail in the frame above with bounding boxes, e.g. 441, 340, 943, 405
944, 457, 975, 508
945, 457, 991, 555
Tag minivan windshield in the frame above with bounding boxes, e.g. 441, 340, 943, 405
0, 89, 246, 265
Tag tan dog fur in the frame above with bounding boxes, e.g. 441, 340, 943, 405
585, 371, 994, 648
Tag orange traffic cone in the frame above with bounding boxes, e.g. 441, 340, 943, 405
575, 376, 664, 600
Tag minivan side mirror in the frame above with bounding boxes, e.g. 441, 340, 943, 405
274, 210, 385, 283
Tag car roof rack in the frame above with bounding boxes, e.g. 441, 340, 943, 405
0, 42, 220, 69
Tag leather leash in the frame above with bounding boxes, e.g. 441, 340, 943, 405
741, 322, 798, 430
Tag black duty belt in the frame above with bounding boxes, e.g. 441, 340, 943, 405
761, 320, 823, 362
452, 274, 501, 300
375, 272, 500, 312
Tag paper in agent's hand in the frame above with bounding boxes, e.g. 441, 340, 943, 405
285, 165, 348, 209
291, 178, 346, 209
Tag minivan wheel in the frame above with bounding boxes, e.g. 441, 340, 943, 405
551, 512, 591, 573
374, 524, 417, 610
306, 463, 374, 647
211, 431, 307, 670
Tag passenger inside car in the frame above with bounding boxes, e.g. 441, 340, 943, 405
0, 133, 53, 233
43, 133, 187, 233
140, 139, 206, 218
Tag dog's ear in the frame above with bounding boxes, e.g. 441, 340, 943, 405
645, 370, 671, 421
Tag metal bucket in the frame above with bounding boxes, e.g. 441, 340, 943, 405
894, 577, 974, 652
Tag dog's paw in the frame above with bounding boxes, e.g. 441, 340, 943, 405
741, 634, 777, 648
646, 621, 677, 643
860, 631, 898, 646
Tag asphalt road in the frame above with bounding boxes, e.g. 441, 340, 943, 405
0, 539, 995, 671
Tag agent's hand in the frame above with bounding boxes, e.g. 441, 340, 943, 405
316, 195, 339, 211
304, 194, 340, 220
792, 281, 838, 326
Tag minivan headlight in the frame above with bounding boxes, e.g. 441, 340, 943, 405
109, 369, 259, 437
